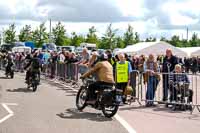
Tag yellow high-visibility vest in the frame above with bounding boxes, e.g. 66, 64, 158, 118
111, 58, 115, 65
116, 61, 129, 83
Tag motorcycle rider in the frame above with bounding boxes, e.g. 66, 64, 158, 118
24, 52, 41, 84
5, 52, 14, 76
80, 53, 115, 104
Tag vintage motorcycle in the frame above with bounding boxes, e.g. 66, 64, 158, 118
76, 78, 120, 118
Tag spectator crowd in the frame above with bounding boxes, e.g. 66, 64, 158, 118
0, 48, 199, 109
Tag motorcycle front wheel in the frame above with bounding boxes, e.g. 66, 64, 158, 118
76, 86, 87, 111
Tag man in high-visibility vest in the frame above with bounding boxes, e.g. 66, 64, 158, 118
116, 53, 132, 104
105, 50, 116, 66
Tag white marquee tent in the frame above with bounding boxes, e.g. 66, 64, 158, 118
191, 49, 200, 57
178, 47, 200, 57
117, 41, 188, 57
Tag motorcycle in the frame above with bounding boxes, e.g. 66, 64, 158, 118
76, 78, 119, 118
5, 63, 14, 79
27, 72, 40, 92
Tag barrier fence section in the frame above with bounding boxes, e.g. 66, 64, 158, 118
139, 72, 200, 113
14, 60, 24, 72
129, 70, 142, 105
0, 58, 6, 70
44, 62, 80, 83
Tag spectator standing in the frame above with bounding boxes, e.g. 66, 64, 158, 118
116, 53, 132, 104
198, 57, 200, 73
144, 54, 160, 106
162, 49, 178, 102
78, 48, 90, 75
49, 51, 57, 79
191, 57, 198, 74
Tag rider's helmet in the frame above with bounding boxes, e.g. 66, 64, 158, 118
33, 51, 39, 58
99, 53, 108, 61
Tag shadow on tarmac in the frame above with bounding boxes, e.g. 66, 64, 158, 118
120, 104, 200, 120
7, 87, 33, 93
57, 108, 113, 122
0, 76, 10, 79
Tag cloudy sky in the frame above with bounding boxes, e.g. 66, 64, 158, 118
0, 0, 200, 39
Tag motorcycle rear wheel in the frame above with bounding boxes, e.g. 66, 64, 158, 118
101, 105, 119, 118
32, 84, 37, 92
10, 72, 14, 79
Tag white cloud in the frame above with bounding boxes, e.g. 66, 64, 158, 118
116, 0, 146, 17
162, 1, 200, 26
0, 0, 200, 39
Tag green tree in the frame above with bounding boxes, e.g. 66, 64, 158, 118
182, 39, 189, 47
189, 33, 198, 47
52, 22, 66, 46
3, 24, 16, 43
63, 36, 71, 46
32, 23, 48, 47
123, 25, 135, 47
18, 25, 32, 42
145, 37, 156, 42
134, 32, 140, 44
160, 36, 167, 42
169, 35, 182, 47
70, 32, 85, 47
116, 36, 124, 48
99, 24, 117, 49
85, 26, 99, 45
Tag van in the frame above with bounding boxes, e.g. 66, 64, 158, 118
80, 43, 96, 51
57, 46, 75, 52
12, 46, 31, 53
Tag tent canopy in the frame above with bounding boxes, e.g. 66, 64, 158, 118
191, 49, 200, 57
178, 47, 200, 57
117, 41, 188, 57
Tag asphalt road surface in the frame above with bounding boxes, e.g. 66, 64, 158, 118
0, 71, 127, 133
0, 71, 200, 133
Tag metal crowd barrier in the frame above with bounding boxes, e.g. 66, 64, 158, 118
128, 70, 142, 105
14, 60, 24, 72
45, 62, 80, 82
139, 72, 200, 113
42, 61, 200, 114
0, 58, 6, 70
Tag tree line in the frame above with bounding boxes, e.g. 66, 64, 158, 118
1, 22, 200, 49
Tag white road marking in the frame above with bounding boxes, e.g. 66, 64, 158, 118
51, 79, 137, 133
0, 103, 18, 124
115, 114, 137, 133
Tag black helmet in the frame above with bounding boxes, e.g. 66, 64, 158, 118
99, 53, 108, 61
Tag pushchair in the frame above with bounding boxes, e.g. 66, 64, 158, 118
169, 80, 193, 111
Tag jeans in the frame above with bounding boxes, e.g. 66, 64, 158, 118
146, 76, 159, 104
